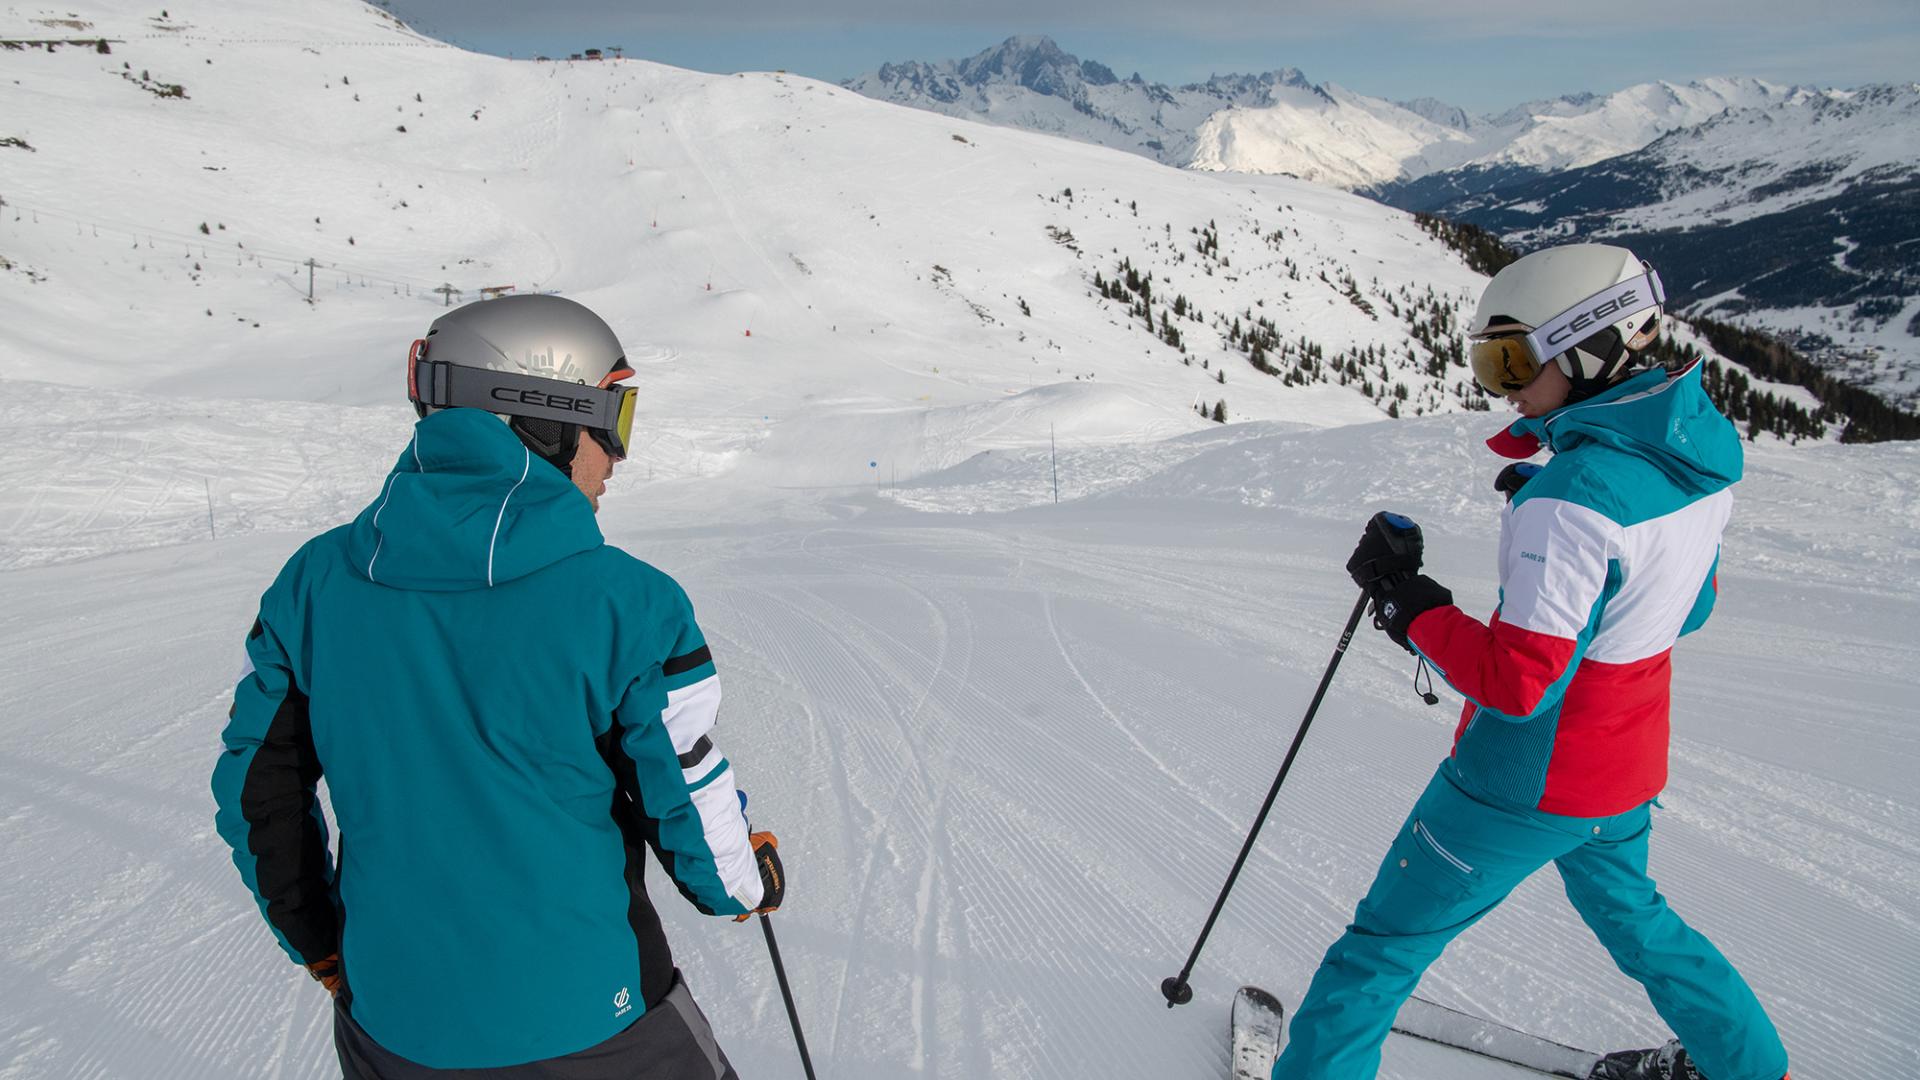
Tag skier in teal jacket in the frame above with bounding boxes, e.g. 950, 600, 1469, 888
213, 295, 783, 1077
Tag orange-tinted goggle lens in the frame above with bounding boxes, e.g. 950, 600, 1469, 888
1469, 336, 1541, 395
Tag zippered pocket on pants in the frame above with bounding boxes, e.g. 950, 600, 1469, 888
1415, 819, 1475, 875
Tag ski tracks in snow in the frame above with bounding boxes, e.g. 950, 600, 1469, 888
3, 503, 1916, 1078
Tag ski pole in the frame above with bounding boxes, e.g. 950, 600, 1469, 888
1160, 587, 1373, 1007
760, 915, 819, 1080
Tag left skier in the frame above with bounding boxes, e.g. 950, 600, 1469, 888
212, 294, 784, 1077
1271, 244, 1791, 1080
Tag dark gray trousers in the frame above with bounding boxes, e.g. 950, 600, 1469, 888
333, 970, 738, 1080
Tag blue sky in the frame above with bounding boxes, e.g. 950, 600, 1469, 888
384, 1, 1918, 112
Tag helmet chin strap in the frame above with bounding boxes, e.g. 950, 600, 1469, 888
506, 416, 580, 478
1557, 331, 1634, 405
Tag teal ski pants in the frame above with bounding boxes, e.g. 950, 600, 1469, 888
1272, 764, 1788, 1080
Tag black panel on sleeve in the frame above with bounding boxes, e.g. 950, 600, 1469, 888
675, 736, 713, 770
237, 686, 339, 963
661, 646, 712, 677
596, 721, 680, 1007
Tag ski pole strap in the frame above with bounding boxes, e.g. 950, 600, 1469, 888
410, 357, 626, 430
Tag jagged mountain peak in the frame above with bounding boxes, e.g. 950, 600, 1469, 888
855, 35, 1124, 102
1396, 96, 1475, 131
1194, 67, 1312, 92
957, 35, 1074, 83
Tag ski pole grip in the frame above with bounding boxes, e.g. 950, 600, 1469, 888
1367, 511, 1424, 589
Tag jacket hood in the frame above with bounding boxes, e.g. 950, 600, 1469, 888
346, 409, 602, 591
1488, 360, 1743, 495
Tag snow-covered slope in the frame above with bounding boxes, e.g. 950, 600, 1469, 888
1195, 77, 1798, 189
1465, 78, 1799, 175
3, 5, 1918, 1080
0, 4, 1551, 459
1187, 82, 1465, 189
5, 391, 1917, 1079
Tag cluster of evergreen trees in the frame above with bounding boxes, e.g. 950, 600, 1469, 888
1412, 213, 1517, 276
1683, 315, 1920, 443
1643, 335, 1829, 443
1088, 215, 1920, 438
1384, 285, 1468, 379
1094, 259, 1198, 353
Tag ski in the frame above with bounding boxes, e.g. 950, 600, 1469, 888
1230, 986, 1286, 1080
1391, 996, 1600, 1078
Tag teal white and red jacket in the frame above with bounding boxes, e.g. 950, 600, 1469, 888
1410, 361, 1740, 817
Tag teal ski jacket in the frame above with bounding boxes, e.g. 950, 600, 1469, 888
213, 408, 762, 1068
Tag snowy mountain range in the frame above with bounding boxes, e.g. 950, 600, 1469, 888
845, 37, 1799, 190
843, 38, 1312, 175
1381, 84, 1920, 408
847, 37, 1919, 410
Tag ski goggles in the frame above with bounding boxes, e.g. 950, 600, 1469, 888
1469, 267, 1665, 396
1469, 333, 1543, 395
408, 340, 638, 458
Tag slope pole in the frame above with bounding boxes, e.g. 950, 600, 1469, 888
1160, 589, 1371, 1007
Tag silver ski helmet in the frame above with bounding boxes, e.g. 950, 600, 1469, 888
1468, 243, 1665, 403
406, 294, 637, 475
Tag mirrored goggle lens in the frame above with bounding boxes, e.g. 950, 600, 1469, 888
1469, 336, 1541, 395
609, 386, 636, 458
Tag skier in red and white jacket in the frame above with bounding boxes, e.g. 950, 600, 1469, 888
1272, 244, 1790, 1080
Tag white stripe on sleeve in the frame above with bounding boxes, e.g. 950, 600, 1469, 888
661, 674, 721, 756
686, 763, 763, 910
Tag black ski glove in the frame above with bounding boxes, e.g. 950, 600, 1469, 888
1370, 574, 1453, 652
1494, 462, 1543, 503
1346, 512, 1423, 591
1347, 513, 1452, 652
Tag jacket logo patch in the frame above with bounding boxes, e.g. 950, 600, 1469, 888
614, 986, 632, 1018
1520, 550, 1547, 564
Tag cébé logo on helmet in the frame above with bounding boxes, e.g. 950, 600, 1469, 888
490, 386, 597, 413
1545, 289, 1641, 348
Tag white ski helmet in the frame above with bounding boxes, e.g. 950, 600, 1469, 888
406, 294, 637, 475
1468, 243, 1665, 403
